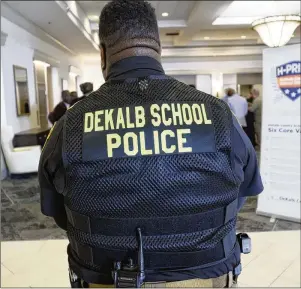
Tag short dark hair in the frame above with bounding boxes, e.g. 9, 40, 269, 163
227, 88, 235, 97
62, 90, 70, 103
80, 82, 93, 94
70, 91, 78, 98
62, 90, 70, 98
99, 0, 160, 48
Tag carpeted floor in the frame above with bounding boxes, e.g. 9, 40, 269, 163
1, 175, 300, 241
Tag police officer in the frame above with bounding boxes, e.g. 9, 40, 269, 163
39, 0, 263, 287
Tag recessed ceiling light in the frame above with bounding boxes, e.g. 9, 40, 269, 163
241, 35, 247, 39
162, 12, 169, 17
204, 36, 210, 40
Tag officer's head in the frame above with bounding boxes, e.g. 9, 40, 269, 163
80, 82, 94, 95
62, 90, 71, 104
98, 0, 161, 79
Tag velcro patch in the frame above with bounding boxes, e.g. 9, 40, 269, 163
82, 102, 216, 161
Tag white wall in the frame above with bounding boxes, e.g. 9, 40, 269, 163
51, 67, 61, 108
1, 16, 81, 133
68, 74, 77, 92
80, 61, 105, 91
1, 56, 7, 127
223, 73, 237, 91
171, 75, 196, 86
237, 73, 262, 85
1, 60, 7, 179
162, 59, 262, 75
196, 75, 212, 94
1, 36, 38, 132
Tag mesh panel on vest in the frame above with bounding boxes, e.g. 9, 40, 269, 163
67, 218, 236, 252
63, 77, 240, 270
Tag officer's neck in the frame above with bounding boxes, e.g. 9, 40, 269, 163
108, 47, 161, 66
105, 51, 165, 81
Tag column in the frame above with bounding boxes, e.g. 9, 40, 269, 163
211, 72, 223, 98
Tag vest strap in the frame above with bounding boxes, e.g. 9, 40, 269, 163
68, 240, 241, 285
65, 199, 238, 235
69, 228, 237, 271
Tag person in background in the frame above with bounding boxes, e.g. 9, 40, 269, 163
244, 95, 256, 147
70, 91, 78, 103
71, 82, 93, 105
48, 90, 72, 125
222, 88, 248, 129
249, 88, 262, 148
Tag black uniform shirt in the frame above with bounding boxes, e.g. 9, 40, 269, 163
39, 56, 263, 277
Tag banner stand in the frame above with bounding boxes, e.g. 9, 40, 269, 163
256, 44, 301, 223
256, 210, 301, 224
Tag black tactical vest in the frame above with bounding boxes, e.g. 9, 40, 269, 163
63, 76, 241, 283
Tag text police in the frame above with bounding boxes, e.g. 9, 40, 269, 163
83, 102, 213, 159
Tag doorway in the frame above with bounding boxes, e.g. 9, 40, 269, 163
34, 61, 50, 128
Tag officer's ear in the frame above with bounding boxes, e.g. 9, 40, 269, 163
100, 44, 106, 71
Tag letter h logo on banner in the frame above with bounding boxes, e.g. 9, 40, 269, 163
276, 61, 301, 101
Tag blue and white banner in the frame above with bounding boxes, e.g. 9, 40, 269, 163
257, 44, 301, 222
276, 61, 301, 101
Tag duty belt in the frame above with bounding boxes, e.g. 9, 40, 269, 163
68, 233, 251, 287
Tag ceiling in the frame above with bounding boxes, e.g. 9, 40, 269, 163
214, 1, 301, 25
78, 1, 301, 45
1, 1, 301, 59
77, 1, 196, 21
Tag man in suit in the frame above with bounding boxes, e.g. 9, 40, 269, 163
48, 90, 72, 125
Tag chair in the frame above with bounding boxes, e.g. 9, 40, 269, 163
1, 126, 41, 174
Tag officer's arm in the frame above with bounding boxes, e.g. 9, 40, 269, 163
231, 115, 264, 210
38, 116, 67, 231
